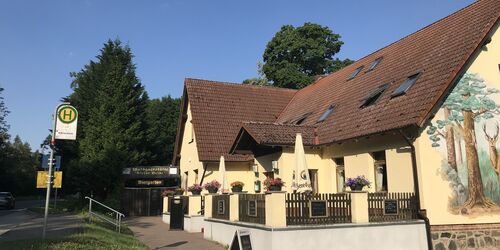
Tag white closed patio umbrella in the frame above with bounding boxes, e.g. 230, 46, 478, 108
219, 155, 228, 193
293, 133, 313, 193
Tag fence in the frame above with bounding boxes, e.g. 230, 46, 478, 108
367, 192, 418, 222
212, 195, 230, 220
238, 194, 266, 225
285, 193, 351, 226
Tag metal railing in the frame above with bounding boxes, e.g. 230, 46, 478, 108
85, 196, 125, 233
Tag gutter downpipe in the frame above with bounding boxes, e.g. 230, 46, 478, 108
399, 129, 433, 250
199, 162, 208, 186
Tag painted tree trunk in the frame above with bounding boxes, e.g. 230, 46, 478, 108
461, 110, 493, 209
444, 108, 457, 171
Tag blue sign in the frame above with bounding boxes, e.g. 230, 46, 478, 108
41, 155, 61, 170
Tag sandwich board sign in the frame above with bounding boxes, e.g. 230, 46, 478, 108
230, 230, 253, 250
55, 105, 78, 140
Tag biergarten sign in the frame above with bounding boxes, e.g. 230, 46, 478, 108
54, 105, 78, 140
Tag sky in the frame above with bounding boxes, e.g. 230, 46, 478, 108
0, 0, 475, 150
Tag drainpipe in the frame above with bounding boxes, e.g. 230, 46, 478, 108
199, 163, 208, 186
399, 129, 433, 250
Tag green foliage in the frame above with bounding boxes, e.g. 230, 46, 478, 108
0, 87, 9, 147
262, 22, 352, 89
144, 96, 181, 165
427, 73, 500, 147
65, 40, 149, 199
0, 89, 39, 196
478, 149, 500, 204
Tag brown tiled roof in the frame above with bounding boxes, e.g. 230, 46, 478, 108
240, 122, 316, 146
185, 79, 296, 161
276, 0, 499, 143
176, 0, 499, 163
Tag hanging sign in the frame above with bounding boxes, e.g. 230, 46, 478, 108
55, 105, 78, 140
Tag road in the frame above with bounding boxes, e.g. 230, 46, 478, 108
0, 199, 82, 241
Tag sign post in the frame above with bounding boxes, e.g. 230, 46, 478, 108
42, 103, 77, 239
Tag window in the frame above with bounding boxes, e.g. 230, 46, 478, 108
291, 112, 312, 125
391, 73, 421, 97
317, 105, 335, 123
347, 66, 364, 80
366, 57, 383, 72
360, 83, 389, 108
372, 151, 387, 192
334, 158, 345, 192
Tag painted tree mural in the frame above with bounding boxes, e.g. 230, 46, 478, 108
428, 73, 500, 211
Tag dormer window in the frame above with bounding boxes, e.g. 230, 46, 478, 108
291, 112, 312, 125
366, 57, 383, 72
392, 73, 421, 97
317, 105, 335, 123
347, 66, 364, 80
360, 83, 389, 108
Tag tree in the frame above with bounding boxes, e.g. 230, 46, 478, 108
69, 39, 149, 199
262, 22, 353, 89
0, 87, 9, 148
144, 96, 181, 165
428, 73, 500, 210
243, 61, 270, 86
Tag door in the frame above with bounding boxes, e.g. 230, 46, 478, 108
169, 197, 184, 230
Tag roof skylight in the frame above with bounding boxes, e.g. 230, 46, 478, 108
317, 105, 335, 123
347, 66, 364, 80
391, 73, 421, 97
360, 83, 389, 108
366, 57, 383, 72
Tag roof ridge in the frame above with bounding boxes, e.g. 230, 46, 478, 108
291, 0, 484, 95
184, 77, 298, 92
242, 121, 316, 128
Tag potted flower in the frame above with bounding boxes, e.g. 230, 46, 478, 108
161, 189, 175, 197
345, 175, 371, 191
264, 178, 285, 191
203, 180, 221, 194
230, 181, 244, 192
187, 184, 203, 195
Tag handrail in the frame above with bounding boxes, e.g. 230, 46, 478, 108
85, 196, 125, 233
85, 196, 125, 217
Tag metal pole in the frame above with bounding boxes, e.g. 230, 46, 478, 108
54, 188, 57, 209
42, 103, 67, 239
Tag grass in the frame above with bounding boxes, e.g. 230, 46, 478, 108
0, 217, 148, 250
28, 201, 73, 215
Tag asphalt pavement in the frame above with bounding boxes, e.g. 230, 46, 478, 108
0, 199, 82, 241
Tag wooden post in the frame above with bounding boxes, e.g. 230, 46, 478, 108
229, 194, 239, 221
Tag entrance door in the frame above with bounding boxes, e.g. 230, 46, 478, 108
169, 197, 184, 230
308, 169, 318, 194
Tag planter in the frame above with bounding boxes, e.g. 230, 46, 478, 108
190, 190, 201, 195
231, 186, 243, 193
207, 188, 219, 194
268, 185, 282, 191
174, 191, 184, 195
350, 184, 364, 191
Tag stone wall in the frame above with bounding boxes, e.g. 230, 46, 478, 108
431, 224, 500, 250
